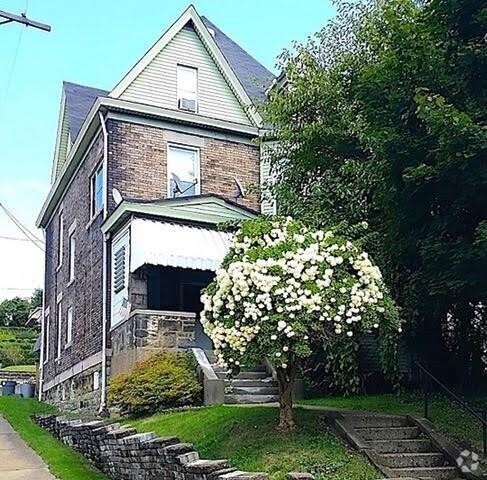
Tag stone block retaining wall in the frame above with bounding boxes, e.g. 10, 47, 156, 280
34, 414, 268, 480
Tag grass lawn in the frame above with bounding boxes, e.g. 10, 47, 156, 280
127, 405, 379, 480
1, 364, 37, 372
300, 394, 486, 452
0, 397, 107, 480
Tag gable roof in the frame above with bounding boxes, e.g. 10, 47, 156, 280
201, 17, 274, 104
101, 194, 257, 234
109, 5, 273, 126
63, 82, 108, 142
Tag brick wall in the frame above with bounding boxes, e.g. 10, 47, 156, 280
41, 115, 260, 410
34, 414, 268, 480
107, 119, 260, 211
110, 310, 196, 377
42, 132, 105, 399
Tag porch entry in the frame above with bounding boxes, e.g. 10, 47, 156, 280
146, 266, 214, 350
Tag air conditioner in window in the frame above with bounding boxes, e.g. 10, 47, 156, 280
178, 98, 196, 112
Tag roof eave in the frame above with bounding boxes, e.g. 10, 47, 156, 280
109, 5, 263, 127
36, 98, 102, 228
101, 196, 257, 235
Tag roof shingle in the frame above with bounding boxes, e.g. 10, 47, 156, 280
201, 16, 275, 103
63, 81, 108, 142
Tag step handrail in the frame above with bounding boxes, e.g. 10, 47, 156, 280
415, 361, 487, 453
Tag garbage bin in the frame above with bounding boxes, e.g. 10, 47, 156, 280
2, 380, 17, 396
20, 383, 35, 398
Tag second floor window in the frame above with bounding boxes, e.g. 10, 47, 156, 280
68, 231, 75, 282
167, 146, 200, 198
177, 65, 197, 112
90, 163, 104, 217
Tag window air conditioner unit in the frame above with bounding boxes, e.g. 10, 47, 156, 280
178, 98, 196, 112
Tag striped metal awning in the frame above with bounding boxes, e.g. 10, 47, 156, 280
130, 218, 232, 272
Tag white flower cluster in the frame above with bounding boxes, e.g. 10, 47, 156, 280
201, 218, 393, 370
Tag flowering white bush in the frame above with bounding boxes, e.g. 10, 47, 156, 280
202, 217, 400, 372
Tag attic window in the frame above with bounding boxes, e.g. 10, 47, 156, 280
177, 65, 197, 112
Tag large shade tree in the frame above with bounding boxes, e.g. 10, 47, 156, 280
201, 218, 401, 430
264, 0, 486, 384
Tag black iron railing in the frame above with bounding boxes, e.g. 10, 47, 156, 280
416, 361, 487, 454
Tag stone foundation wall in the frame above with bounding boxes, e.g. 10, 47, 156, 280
110, 309, 196, 377
42, 363, 102, 413
34, 414, 267, 480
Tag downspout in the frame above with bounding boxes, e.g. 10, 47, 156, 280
98, 111, 109, 415
38, 229, 46, 401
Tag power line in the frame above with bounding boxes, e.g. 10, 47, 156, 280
0, 287, 37, 291
3, 26, 24, 104
0, 235, 31, 242
0, 200, 44, 251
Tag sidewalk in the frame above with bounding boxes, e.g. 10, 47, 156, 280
0, 415, 56, 480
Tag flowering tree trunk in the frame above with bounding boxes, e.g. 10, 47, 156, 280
276, 360, 297, 431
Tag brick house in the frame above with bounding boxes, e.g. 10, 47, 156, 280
36, 6, 276, 412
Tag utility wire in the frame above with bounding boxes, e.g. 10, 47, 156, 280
0, 200, 44, 251
0, 235, 31, 242
0, 200, 43, 243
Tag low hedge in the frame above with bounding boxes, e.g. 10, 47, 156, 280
108, 351, 202, 416
0, 327, 39, 367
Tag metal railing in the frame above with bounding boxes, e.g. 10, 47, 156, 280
416, 361, 487, 454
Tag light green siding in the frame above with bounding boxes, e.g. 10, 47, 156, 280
260, 142, 277, 215
51, 96, 71, 183
119, 26, 252, 126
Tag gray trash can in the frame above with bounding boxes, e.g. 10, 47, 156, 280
2, 380, 17, 396
20, 383, 35, 398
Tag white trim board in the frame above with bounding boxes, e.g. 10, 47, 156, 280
42, 350, 110, 392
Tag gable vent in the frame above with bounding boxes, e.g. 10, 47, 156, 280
113, 246, 127, 294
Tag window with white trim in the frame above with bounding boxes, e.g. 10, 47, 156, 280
68, 231, 76, 282
177, 65, 198, 112
43, 314, 50, 363
56, 301, 62, 359
66, 306, 73, 346
57, 213, 64, 267
90, 163, 104, 217
93, 371, 100, 391
167, 146, 199, 198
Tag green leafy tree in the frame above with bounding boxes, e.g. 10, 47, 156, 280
202, 218, 400, 429
30, 289, 43, 309
0, 297, 31, 327
264, 0, 486, 382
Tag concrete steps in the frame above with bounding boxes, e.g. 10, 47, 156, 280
224, 394, 279, 404
380, 452, 447, 468
207, 353, 278, 405
217, 371, 268, 380
356, 426, 421, 441
343, 414, 463, 479
391, 466, 458, 479
370, 438, 435, 454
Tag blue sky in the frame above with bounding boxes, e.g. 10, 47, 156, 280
0, 0, 335, 299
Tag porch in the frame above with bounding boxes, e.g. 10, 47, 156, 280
103, 195, 256, 377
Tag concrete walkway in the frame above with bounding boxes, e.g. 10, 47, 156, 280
0, 415, 56, 479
